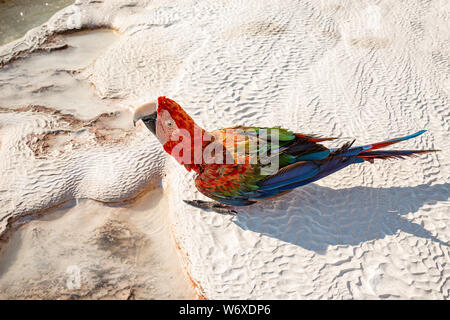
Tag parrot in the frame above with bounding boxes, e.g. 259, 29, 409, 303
133, 96, 439, 214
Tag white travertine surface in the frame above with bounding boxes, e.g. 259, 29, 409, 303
0, 0, 449, 299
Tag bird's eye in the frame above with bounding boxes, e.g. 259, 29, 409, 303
166, 119, 173, 127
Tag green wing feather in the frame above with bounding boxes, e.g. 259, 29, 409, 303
195, 126, 333, 205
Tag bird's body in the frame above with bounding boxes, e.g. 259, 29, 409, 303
194, 126, 337, 206
134, 97, 438, 213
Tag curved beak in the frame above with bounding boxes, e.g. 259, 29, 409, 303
132, 101, 158, 135
134, 111, 157, 135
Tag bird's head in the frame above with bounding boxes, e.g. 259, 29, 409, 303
133, 96, 198, 142
133, 97, 211, 168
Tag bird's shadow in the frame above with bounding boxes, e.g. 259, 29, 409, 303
233, 182, 450, 253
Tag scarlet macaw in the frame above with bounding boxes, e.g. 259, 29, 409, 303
133, 97, 438, 214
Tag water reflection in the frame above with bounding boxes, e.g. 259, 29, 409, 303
0, 0, 74, 45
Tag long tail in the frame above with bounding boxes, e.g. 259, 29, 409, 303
356, 130, 439, 163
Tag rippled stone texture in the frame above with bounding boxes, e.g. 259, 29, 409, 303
0, 0, 449, 299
